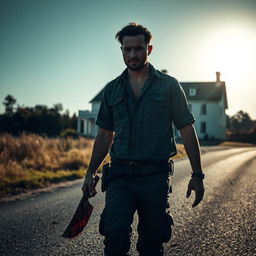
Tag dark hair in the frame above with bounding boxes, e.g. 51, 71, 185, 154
115, 22, 152, 45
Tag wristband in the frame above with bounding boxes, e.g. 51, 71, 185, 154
191, 172, 205, 180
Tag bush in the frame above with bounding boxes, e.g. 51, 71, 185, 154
60, 128, 78, 139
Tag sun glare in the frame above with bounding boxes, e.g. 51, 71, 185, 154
203, 25, 255, 83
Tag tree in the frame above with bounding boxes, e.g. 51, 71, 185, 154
229, 110, 254, 132
3, 95, 16, 114
53, 103, 63, 113
0, 95, 77, 136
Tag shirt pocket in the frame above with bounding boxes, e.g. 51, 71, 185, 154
147, 93, 169, 120
109, 94, 128, 126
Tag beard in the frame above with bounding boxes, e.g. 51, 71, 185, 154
124, 58, 147, 71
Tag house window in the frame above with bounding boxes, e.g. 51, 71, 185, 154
200, 122, 206, 133
201, 104, 207, 115
189, 88, 196, 96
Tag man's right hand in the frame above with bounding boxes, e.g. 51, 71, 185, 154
186, 177, 205, 208
82, 172, 97, 198
81, 128, 113, 197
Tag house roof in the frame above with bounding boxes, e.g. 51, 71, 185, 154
89, 81, 228, 108
180, 81, 228, 108
89, 88, 104, 103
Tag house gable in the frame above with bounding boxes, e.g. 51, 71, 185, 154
89, 88, 104, 103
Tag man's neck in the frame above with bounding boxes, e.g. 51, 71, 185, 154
127, 63, 149, 83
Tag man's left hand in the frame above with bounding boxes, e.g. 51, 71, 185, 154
186, 177, 205, 208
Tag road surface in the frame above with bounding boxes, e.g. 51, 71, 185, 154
0, 147, 256, 256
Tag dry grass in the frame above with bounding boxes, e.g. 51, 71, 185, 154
0, 133, 94, 197
219, 141, 256, 147
171, 144, 187, 159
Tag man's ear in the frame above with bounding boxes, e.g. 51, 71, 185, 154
148, 45, 153, 55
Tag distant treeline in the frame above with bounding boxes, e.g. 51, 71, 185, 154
1, 95, 255, 143
0, 95, 77, 137
227, 110, 256, 143
226, 131, 256, 143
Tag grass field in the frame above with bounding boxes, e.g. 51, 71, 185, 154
0, 133, 188, 197
0, 133, 96, 197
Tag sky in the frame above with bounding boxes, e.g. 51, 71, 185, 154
0, 0, 256, 119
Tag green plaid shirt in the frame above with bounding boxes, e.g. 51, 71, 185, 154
96, 64, 195, 161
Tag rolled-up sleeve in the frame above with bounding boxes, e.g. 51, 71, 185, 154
170, 79, 195, 130
96, 87, 114, 131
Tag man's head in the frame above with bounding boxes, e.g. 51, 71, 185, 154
115, 23, 153, 71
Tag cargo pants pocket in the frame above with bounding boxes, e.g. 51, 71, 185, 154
101, 163, 110, 192
99, 209, 106, 236
162, 212, 174, 243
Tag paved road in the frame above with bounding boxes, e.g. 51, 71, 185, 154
0, 147, 256, 256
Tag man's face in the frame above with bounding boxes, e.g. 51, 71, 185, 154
121, 34, 152, 71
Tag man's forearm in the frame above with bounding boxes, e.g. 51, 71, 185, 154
179, 124, 202, 173
87, 128, 114, 175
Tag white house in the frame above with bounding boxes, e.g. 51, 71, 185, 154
77, 72, 228, 140
179, 72, 228, 140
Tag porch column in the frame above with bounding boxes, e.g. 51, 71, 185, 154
77, 117, 81, 133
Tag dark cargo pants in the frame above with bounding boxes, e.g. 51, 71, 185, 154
99, 162, 173, 256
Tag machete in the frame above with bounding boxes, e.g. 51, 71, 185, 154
62, 175, 100, 239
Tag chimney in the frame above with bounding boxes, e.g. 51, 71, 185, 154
216, 71, 221, 82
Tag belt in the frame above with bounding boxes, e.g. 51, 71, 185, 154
111, 158, 166, 167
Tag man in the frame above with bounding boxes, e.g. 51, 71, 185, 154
82, 23, 205, 256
